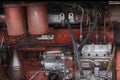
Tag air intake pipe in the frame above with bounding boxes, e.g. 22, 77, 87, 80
3, 3, 27, 36
2, 2, 49, 36
26, 2, 49, 35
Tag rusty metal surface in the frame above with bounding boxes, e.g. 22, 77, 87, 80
3, 4, 26, 36
27, 2, 48, 35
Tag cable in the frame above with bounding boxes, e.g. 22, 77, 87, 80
63, 4, 83, 78
67, 19, 82, 79
16, 42, 72, 51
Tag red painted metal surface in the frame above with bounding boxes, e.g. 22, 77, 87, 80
0, 27, 114, 51
0, 27, 114, 80
27, 2, 49, 35
116, 47, 120, 80
19, 52, 48, 80
3, 4, 27, 36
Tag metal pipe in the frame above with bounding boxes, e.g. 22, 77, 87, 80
64, 4, 84, 41
104, 44, 116, 79
3, 3, 27, 36
78, 7, 98, 51
26, 2, 49, 35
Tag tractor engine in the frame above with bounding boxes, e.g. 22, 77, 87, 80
0, 1, 120, 80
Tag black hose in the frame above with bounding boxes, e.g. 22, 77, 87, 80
65, 10, 83, 78
78, 6, 98, 51
16, 42, 72, 51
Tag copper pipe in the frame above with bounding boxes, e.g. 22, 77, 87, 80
104, 44, 116, 79
26, 2, 49, 35
3, 4, 26, 36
